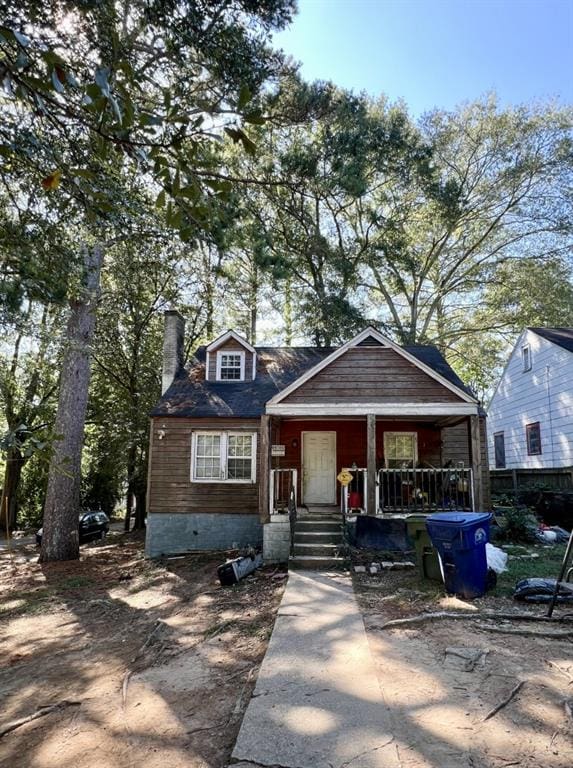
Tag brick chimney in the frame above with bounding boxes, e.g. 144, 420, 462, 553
162, 310, 185, 394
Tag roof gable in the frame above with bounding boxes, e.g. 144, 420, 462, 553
206, 329, 255, 354
267, 327, 477, 406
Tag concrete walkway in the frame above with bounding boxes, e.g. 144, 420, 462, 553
231, 571, 399, 768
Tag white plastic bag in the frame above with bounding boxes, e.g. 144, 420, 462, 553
486, 542, 508, 574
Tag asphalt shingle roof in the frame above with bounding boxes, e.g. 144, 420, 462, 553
529, 327, 573, 354
152, 342, 476, 418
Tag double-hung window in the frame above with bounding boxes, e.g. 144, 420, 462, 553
216, 351, 245, 380
494, 432, 506, 468
384, 432, 418, 468
526, 422, 541, 456
522, 345, 532, 372
192, 431, 257, 482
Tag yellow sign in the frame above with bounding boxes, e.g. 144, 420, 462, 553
337, 470, 353, 486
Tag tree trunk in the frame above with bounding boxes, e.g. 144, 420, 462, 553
134, 487, 146, 530
0, 448, 24, 532
283, 277, 293, 345
40, 244, 104, 562
124, 440, 137, 532
249, 263, 258, 344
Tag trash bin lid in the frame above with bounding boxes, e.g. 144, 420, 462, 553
426, 512, 492, 526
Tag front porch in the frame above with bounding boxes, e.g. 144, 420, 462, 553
263, 413, 486, 520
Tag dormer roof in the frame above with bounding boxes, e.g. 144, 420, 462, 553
206, 329, 255, 354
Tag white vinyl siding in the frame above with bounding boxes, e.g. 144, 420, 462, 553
488, 329, 573, 468
191, 431, 257, 482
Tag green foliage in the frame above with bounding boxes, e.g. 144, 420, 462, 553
494, 506, 538, 543
492, 543, 567, 597
0, 0, 296, 241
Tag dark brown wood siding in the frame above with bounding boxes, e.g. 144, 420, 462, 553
281, 347, 464, 403
441, 422, 470, 465
207, 339, 254, 381
480, 416, 491, 509
441, 417, 491, 509
148, 417, 261, 515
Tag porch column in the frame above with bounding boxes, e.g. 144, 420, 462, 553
259, 414, 271, 523
367, 414, 377, 516
469, 415, 484, 511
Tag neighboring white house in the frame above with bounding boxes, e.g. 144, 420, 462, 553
487, 328, 573, 469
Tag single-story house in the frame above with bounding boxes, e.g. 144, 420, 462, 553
145, 311, 490, 560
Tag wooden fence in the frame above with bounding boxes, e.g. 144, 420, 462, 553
490, 467, 573, 495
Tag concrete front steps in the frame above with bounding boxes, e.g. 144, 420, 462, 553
289, 508, 346, 569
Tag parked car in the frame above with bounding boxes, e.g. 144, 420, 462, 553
36, 511, 110, 546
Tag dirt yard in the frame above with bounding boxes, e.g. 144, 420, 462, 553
0, 533, 286, 768
1, 535, 572, 768
355, 557, 573, 768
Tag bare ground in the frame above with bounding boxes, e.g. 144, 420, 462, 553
0, 533, 286, 768
356, 567, 573, 768
2, 536, 573, 768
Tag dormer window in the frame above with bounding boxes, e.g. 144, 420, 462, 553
217, 351, 245, 381
205, 330, 256, 382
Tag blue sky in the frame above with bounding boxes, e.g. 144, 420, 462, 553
274, 0, 573, 115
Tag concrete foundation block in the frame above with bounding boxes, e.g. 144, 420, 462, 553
263, 521, 291, 564
145, 512, 262, 558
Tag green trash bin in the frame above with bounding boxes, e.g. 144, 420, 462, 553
406, 515, 442, 581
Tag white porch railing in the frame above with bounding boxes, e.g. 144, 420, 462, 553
270, 468, 298, 515
340, 467, 368, 514
377, 465, 474, 513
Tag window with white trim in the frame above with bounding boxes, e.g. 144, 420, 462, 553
216, 351, 245, 380
191, 431, 257, 482
384, 432, 418, 468
522, 345, 531, 372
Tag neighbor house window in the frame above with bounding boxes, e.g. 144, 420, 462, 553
191, 431, 256, 482
522, 345, 531, 372
494, 432, 506, 468
216, 351, 245, 380
526, 422, 541, 456
384, 432, 418, 468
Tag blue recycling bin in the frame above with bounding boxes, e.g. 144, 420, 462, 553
425, 512, 492, 599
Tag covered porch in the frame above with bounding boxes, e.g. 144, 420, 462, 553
260, 408, 487, 520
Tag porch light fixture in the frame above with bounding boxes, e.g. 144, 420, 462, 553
292, 438, 298, 448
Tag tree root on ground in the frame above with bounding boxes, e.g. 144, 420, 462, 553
0, 701, 81, 738
372, 610, 573, 631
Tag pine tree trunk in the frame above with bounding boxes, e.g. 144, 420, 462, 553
124, 441, 137, 532
284, 277, 293, 345
0, 448, 24, 531
134, 488, 146, 530
40, 244, 104, 562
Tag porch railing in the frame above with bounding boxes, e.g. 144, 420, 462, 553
270, 468, 298, 515
377, 465, 474, 513
340, 467, 368, 514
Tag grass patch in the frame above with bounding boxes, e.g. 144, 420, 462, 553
57, 575, 94, 590
0, 587, 58, 616
493, 543, 567, 597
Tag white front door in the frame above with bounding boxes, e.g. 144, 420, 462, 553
302, 431, 336, 504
